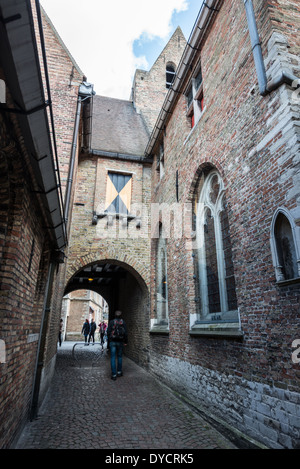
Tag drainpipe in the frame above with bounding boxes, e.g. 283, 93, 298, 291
30, 260, 56, 421
243, 0, 268, 95
244, 0, 299, 95
64, 82, 95, 226
267, 70, 299, 93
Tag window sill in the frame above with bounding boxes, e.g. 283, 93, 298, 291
189, 321, 243, 338
150, 323, 169, 335
276, 276, 300, 287
183, 106, 206, 146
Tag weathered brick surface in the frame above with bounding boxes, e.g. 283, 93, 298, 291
148, 0, 300, 449
1, 0, 300, 451
0, 3, 84, 448
0, 85, 55, 448
131, 26, 186, 133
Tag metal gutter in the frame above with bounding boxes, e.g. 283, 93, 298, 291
144, 0, 220, 157
90, 148, 153, 164
0, 0, 66, 250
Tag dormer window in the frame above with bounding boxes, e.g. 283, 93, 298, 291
166, 63, 176, 89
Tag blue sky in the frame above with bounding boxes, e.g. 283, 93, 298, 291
41, 0, 203, 99
133, 1, 202, 71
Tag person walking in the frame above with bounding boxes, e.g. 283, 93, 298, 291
99, 321, 107, 348
81, 319, 89, 345
58, 318, 63, 347
88, 319, 97, 345
107, 310, 128, 380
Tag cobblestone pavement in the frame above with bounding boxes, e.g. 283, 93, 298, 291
16, 342, 237, 450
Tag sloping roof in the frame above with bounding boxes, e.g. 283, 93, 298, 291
91, 95, 150, 157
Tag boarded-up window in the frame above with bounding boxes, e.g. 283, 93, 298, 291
105, 172, 132, 215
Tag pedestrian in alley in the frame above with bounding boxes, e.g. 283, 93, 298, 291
107, 310, 128, 380
98, 320, 107, 348
88, 319, 97, 345
81, 319, 89, 345
58, 318, 63, 347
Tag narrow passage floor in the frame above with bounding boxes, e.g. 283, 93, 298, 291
16, 342, 237, 450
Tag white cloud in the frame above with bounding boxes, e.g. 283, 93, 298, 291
41, 0, 188, 99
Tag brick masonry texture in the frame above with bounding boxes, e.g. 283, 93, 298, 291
0, 79, 56, 447
147, 0, 300, 449
0, 3, 84, 448
1, 0, 300, 451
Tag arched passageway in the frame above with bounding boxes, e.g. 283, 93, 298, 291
64, 260, 150, 369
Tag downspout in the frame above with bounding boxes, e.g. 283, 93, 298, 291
243, 0, 299, 95
64, 94, 82, 226
30, 259, 56, 421
64, 82, 95, 227
243, 0, 268, 95
267, 70, 299, 93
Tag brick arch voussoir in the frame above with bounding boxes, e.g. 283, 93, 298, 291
186, 158, 225, 205
66, 249, 149, 293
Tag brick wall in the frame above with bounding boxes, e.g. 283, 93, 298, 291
65, 155, 152, 356
0, 3, 86, 447
31, 4, 85, 403
131, 27, 186, 133
0, 87, 54, 447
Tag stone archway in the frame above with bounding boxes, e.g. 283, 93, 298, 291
64, 258, 150, 369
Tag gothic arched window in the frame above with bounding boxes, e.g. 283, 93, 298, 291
195, 170, 238, 327
270, 208, 300, 282
156, 225, 168, 326
151, 224, 169, 334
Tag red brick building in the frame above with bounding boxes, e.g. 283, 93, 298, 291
0, 0, 299, 450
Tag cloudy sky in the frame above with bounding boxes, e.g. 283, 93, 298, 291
40, 0, 203, 100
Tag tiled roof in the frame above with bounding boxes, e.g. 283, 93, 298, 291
91, 95, 150, 157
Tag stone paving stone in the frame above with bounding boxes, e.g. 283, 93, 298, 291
15, 342, 237, 450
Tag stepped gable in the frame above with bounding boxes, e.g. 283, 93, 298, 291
91, 95, 150, 157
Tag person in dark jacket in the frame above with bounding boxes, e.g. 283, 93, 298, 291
107, 310, 128, 380
88, 319, 97, 345
81, 319, 89, 345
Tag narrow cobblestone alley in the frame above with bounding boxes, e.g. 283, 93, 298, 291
15, 342, 237, 451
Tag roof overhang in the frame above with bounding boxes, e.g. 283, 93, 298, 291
0, 0, 66, 250
144, 0, 221, 157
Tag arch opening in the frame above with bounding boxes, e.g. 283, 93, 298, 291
63, 259, 150, 368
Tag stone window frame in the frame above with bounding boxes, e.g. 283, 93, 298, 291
270, 207, 300, 285
190, 170, 242, 338
185, 61, 204, 129
150, 224, 169, 334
